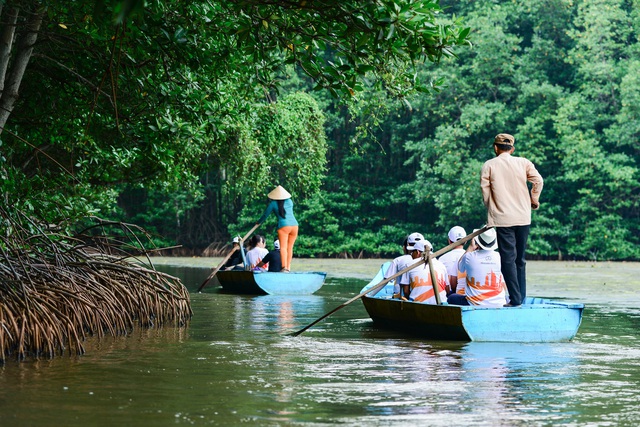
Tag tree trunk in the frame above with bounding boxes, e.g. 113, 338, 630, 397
0, 6, 19, 95
0, 5, 45, 133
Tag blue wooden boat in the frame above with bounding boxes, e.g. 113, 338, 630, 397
361, 262, 584, 342
216, 270, 326, 295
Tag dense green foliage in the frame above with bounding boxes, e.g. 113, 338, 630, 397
0, 0, 469, 246
121, 91, 328, 248
1, 0, 638, 261
281, 0, 639, 260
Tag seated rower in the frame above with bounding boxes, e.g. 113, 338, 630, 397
447, 228, 507, 307
255, 239, 282, 272
246, 234, 268, 271
223, 237, 245, 271
385, 232, 423, 299
438, 226, 466, 295
406, 240, 448, 304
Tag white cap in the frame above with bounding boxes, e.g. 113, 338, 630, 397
406, 232, 424, 250
273, 239, 280, 250
412, 239, 432, 253
448, 226, 466, 242
232, 236, 240, 243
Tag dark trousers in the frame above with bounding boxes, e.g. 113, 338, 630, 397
447, 293, 470, 306
496, 225, 530, 306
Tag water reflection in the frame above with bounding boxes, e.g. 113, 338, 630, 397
264, 338, 587, 425
458, 342, 581, 422
2, 263, 640, 426
238, 295, 326, 333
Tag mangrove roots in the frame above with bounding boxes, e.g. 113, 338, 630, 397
0, 208, 192, 362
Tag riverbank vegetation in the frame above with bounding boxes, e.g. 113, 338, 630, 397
125, 0, 639, 261
0, 207, 191, 362
1, 0, 471, 246
233, 0, 639, 261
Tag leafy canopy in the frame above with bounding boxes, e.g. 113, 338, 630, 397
1, 0, 471, 230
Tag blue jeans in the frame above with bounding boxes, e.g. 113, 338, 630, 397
496, 225, 530, 306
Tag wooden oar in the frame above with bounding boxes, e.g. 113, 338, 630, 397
196, 223, 260, 292
288, 225, 489, 337
427, 252, 442, 305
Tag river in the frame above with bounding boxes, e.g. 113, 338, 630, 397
1, 259, 639, 426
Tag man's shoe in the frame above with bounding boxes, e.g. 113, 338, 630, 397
503, 303, 521, 307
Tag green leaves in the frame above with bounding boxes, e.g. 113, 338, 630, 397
218, 0, 471, 99
4, 0, 637, 260
322, 0, 640, 260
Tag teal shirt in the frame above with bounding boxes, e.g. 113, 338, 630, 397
258, 199, 298, 228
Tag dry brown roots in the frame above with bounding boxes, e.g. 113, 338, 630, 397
0, 209, 192, 362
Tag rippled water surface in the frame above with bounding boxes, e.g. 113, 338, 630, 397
1, 261, 639, 426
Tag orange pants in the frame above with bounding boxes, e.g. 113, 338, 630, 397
277, 225, 298, 270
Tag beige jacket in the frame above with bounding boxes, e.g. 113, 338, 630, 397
481, 153, 544, 227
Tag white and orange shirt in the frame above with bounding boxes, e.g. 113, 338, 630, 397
385, 254, 413, 295
456, 269, 467, 296
407, 259, 448, 304
439, 247, 465, 293
458, 249, 506, 307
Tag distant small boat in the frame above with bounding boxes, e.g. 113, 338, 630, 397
361, 262, 584, 342
216, 270, 326, 295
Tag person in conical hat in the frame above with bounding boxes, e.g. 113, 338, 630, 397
256, 186, 298, 272
267, 185, 291, 200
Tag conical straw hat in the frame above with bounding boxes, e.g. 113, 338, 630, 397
267, 185, 291, 200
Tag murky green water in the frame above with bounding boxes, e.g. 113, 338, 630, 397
1, 261, 639, 426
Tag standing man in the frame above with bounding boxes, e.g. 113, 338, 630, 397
481, 133, 544, 307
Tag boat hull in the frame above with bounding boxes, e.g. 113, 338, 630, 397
361, 263, 584, 342
362, 296, 584, 342
216, 270, 326, 295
